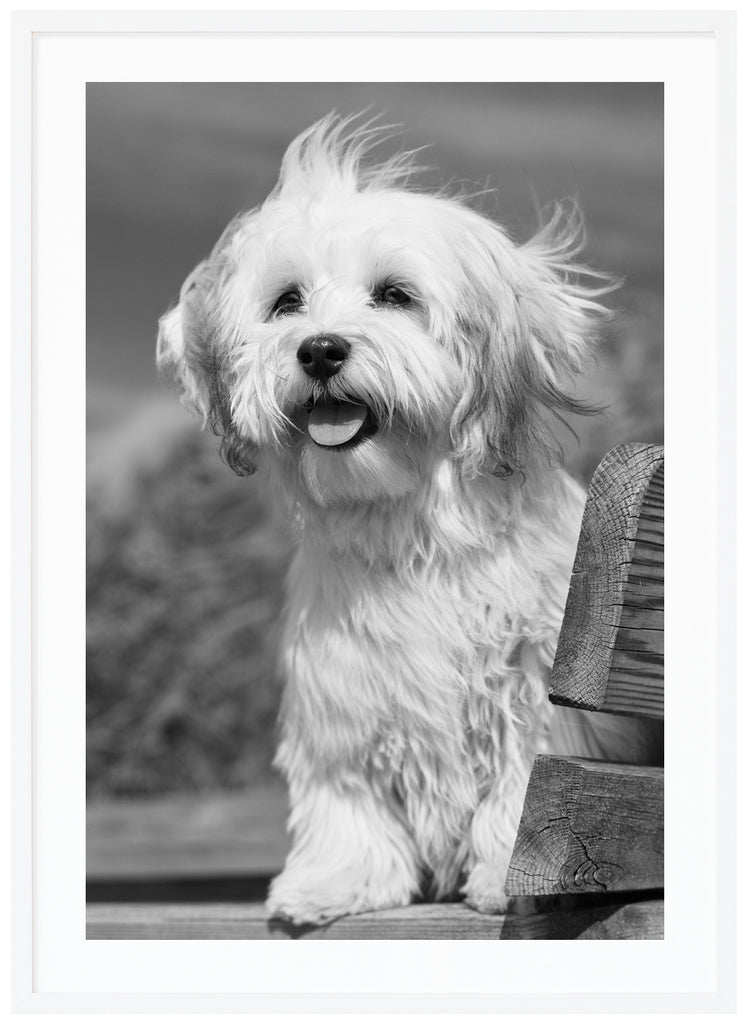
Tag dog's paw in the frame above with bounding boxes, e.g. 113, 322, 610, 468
266, 869, 413, 926
462, 861, 510, 915
266, 878, 360, 926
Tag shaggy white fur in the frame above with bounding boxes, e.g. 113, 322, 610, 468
158, 114, 652, 924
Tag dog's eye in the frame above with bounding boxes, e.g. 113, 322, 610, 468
270, 290, 303, 318
375, 284, 412, 308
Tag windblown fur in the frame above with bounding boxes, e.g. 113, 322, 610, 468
158, 114, 655, 923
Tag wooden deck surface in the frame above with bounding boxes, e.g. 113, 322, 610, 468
87, 896, 663, 940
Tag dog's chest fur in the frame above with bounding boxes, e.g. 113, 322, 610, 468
274, 462, 584, 866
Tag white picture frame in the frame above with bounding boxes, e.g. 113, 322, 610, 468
10, 7, 737, 1014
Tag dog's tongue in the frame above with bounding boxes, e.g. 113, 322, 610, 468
307, 400, 367, 447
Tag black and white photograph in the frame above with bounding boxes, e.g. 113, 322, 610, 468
86, 82, 665, 940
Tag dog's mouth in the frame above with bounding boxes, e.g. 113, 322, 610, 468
304, 398, 377, 450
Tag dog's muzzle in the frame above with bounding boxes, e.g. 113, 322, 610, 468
297, 334, 375, 449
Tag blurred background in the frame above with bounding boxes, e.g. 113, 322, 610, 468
87, 83, 662, 885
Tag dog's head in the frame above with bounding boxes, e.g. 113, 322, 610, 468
158, 115, 615, 507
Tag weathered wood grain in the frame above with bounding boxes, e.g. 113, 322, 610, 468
498, 897, 663, 940
505, 755, 663, 896
86, 897, 663, 940
550, 443, 664, 719
87, 785, 289, 880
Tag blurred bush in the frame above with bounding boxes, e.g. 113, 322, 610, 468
86, 402, 292, 796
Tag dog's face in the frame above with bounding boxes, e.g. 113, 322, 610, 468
159, 116, 613, 507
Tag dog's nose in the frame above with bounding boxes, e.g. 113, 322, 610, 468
296, 335, 350, 381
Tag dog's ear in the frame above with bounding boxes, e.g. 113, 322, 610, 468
157, 256, 258, 477
156, 260, 215, 421
449, 201, 615, 477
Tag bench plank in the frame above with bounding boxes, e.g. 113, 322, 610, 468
550, 443, 664, 719
505, 755, 663, 896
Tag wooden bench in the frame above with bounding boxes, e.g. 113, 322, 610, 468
87, 443, 664, 939
505, 443, 664, 936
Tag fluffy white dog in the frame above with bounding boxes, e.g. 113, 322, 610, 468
158, 115, 647, 924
